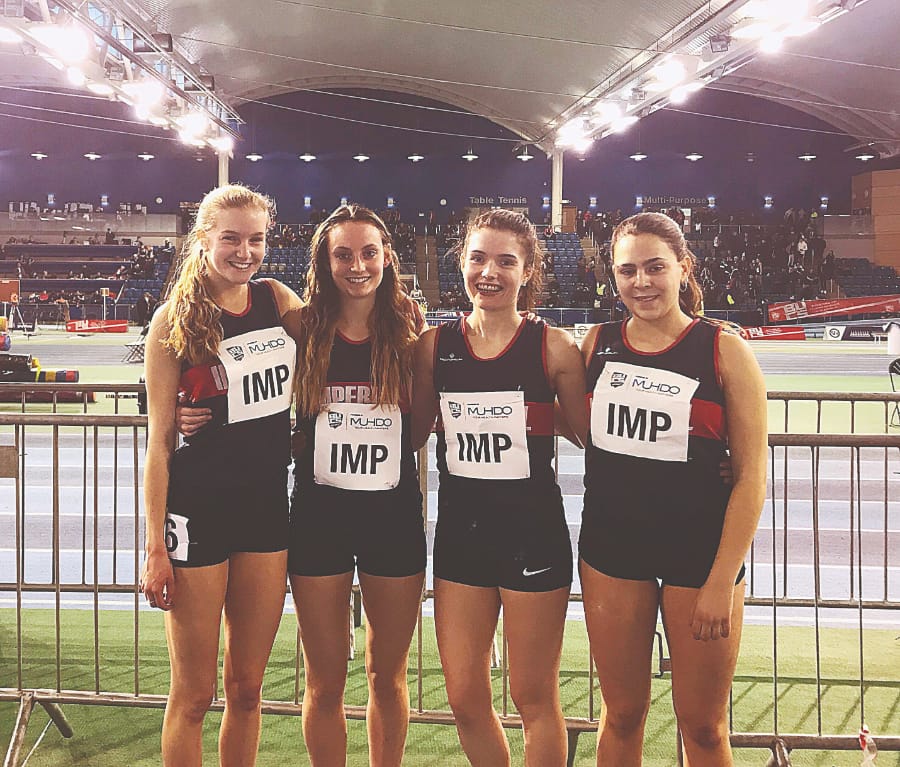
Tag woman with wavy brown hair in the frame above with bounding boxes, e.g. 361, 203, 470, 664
289, 204, 426, 767
140, 184, 302, 766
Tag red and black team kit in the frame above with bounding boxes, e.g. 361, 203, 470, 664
580, 318, 743, 588
166, 280, 296, 567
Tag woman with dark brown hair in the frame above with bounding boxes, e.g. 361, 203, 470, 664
289, 204, 426, 767
578, 212, 766, 766
412, 209, 588, 767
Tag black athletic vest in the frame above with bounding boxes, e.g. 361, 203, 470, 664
434, 315, 557, 500
583, 318, 729, 523
292, 332, 418, 498
173, 280, 293, 478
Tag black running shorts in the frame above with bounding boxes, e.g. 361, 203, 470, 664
288, 484, 426, 578
165, 466, 289, 568
433, 484, 573, 592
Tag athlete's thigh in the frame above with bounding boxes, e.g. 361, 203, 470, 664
166, 563, 229, 689
499, 587, 569, 697
222, 551, 288, 681
290, 571, 355, 684
434, 578, 501, 691
579, 560, 660, 706
660, 581, 745, 719
358, 571, 424, 671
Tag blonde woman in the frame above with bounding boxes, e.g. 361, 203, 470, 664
140, 184, 301, 767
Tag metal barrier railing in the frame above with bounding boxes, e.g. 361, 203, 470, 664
1, 405, 900, 765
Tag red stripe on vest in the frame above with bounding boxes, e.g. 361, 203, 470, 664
690, 398, 726, 441
179, 364, 228, 403
526, 401, 554, 436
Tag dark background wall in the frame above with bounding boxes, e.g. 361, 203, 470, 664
0, 85, 894, 222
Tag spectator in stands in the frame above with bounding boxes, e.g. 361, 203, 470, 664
140, 184, 301, 767
105, 228, 115, 244
134, 291, 157, 329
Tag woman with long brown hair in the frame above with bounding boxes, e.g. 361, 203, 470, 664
140, 184, 301, 766
578, 212, 766, 766
289, 204, 426, 767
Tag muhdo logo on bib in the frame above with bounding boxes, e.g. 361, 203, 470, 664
467, 403, 514, 418
225, 345, 245, 362
348, 413, 393, 430
448, 401, 462, 419
631, 375, 681, 396
328, 411, 344, 429
248, 337, 287, 355
610, 371, 627, 388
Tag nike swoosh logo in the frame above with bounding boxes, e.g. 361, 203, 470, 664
522, 567, 552, 577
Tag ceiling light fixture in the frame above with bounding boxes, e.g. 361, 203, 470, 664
86, 81, 114, 96
0, 27, 23, 44
462, 147, 478, 162
208, 135, 234, 153
299, 152, 316, 162
798, 152, 816, 162
245, 152, 263, 162
759, 33, 784, 53
516, 146, 534, 161
407, 151, 424, 163
353, 152, 370, 162
685, 152, 704, 162
855, 152, 876, 162
137, 152, 154, 161
630, 152, 648, 161
611, 115, 640, 133
31, 152, 48, 160
83, 152, 101, 161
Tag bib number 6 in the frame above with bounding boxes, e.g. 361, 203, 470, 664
165, 513, 190, 562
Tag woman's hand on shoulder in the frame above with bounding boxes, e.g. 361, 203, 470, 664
266, 278, 306, 342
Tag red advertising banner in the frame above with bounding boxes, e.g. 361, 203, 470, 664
768, 295, 900, 323
66, 319, 129, 333
743, 326, 807, 340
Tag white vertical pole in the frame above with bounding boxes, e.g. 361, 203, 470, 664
551, 149, 564, 230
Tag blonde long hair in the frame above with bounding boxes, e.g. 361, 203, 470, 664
162, 185, 274, 364
296, 204, 419, 418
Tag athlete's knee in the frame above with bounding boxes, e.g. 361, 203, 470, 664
223, 674, 264, 713
304, 674, 347, 712
509, 677, 560, 723
367, 664, 408, 704
677, 716, 729, 751
444, 676, 494, 726
169, 682, 216, 724
600, 697, 650, 738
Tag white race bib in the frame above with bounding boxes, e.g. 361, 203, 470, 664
313, 403, 403, 490
165, 512, 190, 562
590, 362, 699, 462
440, 391, 530, 480
219, 326, 296, 424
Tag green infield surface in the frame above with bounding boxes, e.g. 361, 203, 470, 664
1, 609, 898, 766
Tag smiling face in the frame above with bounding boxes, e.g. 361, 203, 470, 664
327, 221, 387, 302
202, 206, 268, 287
612, 233, 690, 323
461, 227, 532, 311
